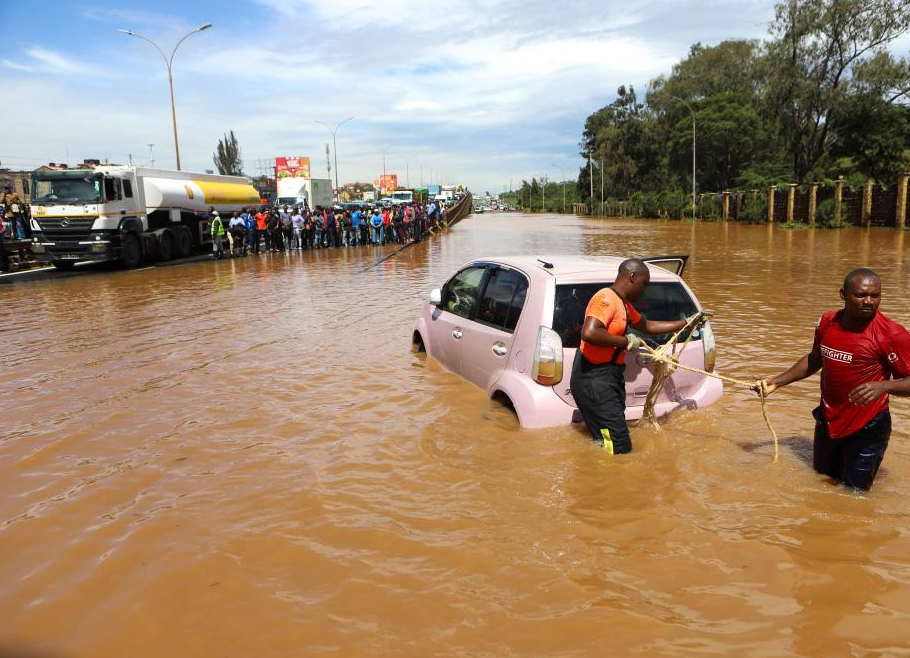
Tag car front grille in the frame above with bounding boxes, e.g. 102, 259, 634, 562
37, 216, 98, 242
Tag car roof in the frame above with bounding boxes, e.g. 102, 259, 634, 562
467, 255, 684, 282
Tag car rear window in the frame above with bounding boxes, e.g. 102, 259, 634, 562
553, 282, 699, 348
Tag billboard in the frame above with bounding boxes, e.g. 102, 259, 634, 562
275, 156, 311, 179
428, 184, 441, 195
380, 174, 398, 195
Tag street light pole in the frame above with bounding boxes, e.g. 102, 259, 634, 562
542, 176, 546, 212
670, 95, 696, 220
119, 24, 212, 171
315, 117, 354, 200
551, 163, 566, 213
380, 145, 392, 196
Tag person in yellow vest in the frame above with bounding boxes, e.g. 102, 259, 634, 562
211, 211, 225, 259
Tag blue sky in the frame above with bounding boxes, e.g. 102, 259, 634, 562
1, 0, 779, 193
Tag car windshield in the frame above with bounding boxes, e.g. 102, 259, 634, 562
552, 281, 699, 348
32, 172, 102, 206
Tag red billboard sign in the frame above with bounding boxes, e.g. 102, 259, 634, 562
380, 174, 397, 194
275, 156, 311, 179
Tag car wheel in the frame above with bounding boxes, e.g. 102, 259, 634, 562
487, 391, 521, 430
412, 331, 426, 353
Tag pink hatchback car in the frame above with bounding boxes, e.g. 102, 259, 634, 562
412, 255, 722, 429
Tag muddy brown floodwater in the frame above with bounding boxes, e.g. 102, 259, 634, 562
2, 214, 910, 657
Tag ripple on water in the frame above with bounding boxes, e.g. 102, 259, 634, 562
1, 216, 910, 656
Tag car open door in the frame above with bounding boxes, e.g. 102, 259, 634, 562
642, 255, 689, 277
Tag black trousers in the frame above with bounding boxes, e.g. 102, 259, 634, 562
570, 351, 631, 454
814, 407, 891, 491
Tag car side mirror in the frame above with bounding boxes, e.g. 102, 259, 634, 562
429, 288, 442, 305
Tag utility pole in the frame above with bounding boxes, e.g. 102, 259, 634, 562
551, 164, 565, 213
147, 143, 155, 168
315, 117, 354, 200
120, 24, 212, 170
671, 95, 697, 220
542, 176, 546, 212
600, 158, 604, 217
588, 154, 594, 213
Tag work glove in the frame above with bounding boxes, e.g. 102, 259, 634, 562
687, 309, 714, 330
626, 333, 643, 352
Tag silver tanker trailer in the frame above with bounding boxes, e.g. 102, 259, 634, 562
28, 165, 260, 269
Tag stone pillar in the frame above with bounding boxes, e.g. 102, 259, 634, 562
808, 182, 818, 227
750, 189, 757, 203
722, 190, 730, 220
835, 175, 844, 224
896, 173, 908, 229
768, 186, 776, 223
862, 179, 873, 227
787, 183, 797, 223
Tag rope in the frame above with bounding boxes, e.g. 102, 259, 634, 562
637, 315, 779, 462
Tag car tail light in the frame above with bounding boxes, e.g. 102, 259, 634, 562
701, 320, 716, 372
532, 326, 563, 386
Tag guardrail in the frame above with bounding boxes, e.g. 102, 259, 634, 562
444, 193, 474, 227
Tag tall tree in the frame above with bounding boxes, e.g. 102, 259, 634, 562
761, 0, 910, 182
213, 130, 244, 176
578, 86, 662, 199
668, 93, 769, 191
647, 40, 760, 106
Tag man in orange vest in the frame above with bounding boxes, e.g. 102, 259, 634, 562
572, 258, 704, 454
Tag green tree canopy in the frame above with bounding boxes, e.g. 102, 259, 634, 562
577, 0, 910, 199
213, 130, 244, 176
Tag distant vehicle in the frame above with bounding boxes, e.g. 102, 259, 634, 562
412, 255, 720, 429
274, 177, 333, 209
391, 190, 414, 204
29, 165, 259, 269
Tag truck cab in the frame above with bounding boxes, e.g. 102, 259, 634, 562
30, 168, 144, 269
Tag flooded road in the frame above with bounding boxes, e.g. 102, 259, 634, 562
2, 214, 910, 657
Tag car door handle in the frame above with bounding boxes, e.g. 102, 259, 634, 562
452, 329, 462, 340
492, 342, 508, 356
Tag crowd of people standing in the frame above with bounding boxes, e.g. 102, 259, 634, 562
209, 200, 447, 259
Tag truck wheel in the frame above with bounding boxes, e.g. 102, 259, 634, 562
121, 233, 142, 268
52, 261, 75, 271
175, 228, 192, 258
158, 231, 175, 261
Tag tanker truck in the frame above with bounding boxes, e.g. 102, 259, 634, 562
274, 176, 333, 210
28, 165, 260, 269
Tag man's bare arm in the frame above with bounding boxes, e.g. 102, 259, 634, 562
757, 344, 823, 395
581, 316, 629, 349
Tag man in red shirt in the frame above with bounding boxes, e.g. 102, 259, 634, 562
759, 269, 910, 490
571, 259, 702, 454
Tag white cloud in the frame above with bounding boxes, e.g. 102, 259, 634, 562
8, 0, 780, 192
1, 59, 34, 72
4, 48, 107, 77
